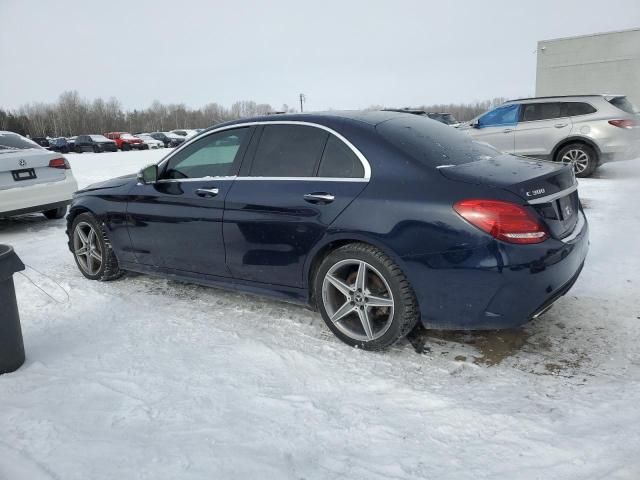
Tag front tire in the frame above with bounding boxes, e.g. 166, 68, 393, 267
43, 206, 67, 219
121, 143, 131, 151
315, 243, 419, 351
71, 213, 124, 281
555, 143, 597, 178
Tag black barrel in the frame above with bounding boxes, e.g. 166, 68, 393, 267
0, 245, 25, 374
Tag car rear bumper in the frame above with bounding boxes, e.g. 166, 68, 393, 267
405, 211, 589, 330
0, 174, 78, 216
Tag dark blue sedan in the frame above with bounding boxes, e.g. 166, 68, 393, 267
66, 111, 588, 350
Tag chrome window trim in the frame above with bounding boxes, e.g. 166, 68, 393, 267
527, 183, 578, 205
157, 120, 372, 182
155, 175, 237, 184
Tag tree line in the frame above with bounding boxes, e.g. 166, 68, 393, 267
0, 90, 511, 137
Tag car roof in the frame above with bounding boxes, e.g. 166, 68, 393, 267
206, 110, 411, 133
506, 94, 625, 103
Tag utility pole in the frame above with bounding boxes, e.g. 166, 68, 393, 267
299, 93, 306, 112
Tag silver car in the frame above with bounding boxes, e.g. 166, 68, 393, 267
460, 94, 640, 177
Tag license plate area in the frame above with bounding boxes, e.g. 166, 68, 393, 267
12, 168, 37, 181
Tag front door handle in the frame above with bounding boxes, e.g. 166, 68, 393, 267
554, 123, 568, 128
503, 128, 514, 133
195, 188, 219, 198
304, 192, 335, 204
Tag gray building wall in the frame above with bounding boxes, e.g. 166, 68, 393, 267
536, 28, 640, 107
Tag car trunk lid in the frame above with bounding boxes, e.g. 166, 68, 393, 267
0, 149, 67, 190
439, 155, 579, 239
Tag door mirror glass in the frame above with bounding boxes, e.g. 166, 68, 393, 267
138, 164, 158, 184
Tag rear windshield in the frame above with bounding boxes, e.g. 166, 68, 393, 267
0, 132, 42, 151
608, 96, 637, 114
90, 135, 110, 142
376, 116, 499, 167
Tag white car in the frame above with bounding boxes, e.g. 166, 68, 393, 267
170, 129, 199, 139
0, 131, 78, 219
136, 134, 164, 149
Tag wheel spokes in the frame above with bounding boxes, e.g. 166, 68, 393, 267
355, 261, 367, 292
356, 307, 374, 340
331, 301, 356, 323
366, 294, 393, 307
326, 274, 353, 298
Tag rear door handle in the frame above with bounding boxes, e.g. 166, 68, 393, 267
554, 123, 568, 128
195, 188, 219, 198
304, 192, 335, 204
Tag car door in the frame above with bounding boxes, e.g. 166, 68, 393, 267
223, 123, 369, 288
78, 136, 90, 152
126, 126, 253, 277
514, 102, 572, 158
468, 104, 520, 153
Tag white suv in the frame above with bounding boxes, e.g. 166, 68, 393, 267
460, 94, 640, 177
0, 131, 78, 219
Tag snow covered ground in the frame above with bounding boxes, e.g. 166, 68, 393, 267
1, 150, 639, 479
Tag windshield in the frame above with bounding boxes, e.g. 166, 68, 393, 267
440, 113, 458, 125
90, 135, 110, 142
377, 115, 499, 167
121, 134, 137, 140
0, 132, 42, 151
608, 96, 637, 114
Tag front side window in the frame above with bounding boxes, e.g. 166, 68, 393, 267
478, 104, 520, 127
250, 125, 328, 177
317, 134, 364, 178
163, 128, 249, 179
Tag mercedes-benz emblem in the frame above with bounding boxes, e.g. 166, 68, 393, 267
18, 159, 26, 167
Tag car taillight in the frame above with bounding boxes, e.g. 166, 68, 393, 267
454, 199, 548, 244
48, 157, 70, 169
608, 119, 637, 129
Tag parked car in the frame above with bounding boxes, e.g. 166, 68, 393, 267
382, 109, 461, 127
148, 131, 185, 147
0, 131, 78, 219
74, 135, 118, 153
136, 134, 164, 149
67, 136, 77, 150
105, 132, 146, 151
31, 137, 51, 149
426, 112, 461, 127
49, 137, 71, 154
170, 129, 199, 138
66, 111, 588, 351
460, 94, 640, 177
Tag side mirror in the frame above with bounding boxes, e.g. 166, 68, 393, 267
138, 164, 158, 184
471, 120, 480, 129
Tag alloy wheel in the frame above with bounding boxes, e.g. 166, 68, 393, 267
73, 221, 103, 276
321, 259, 395, 342
560, 149, 589, 175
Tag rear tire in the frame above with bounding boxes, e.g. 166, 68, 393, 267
71, 213, 124, 281
43, 206, 67, 219
555, 143, 597, 178
314, 243, 419, 351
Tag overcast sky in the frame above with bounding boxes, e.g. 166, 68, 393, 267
1, 0, 638, 112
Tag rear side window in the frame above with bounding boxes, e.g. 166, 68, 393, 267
521, 102, 564, 121
566, 102, 596, 116
250, 125, 328, 177
477, 104, 519, 127
317, 135, 364, 178
608, 96, 636, 114
377, 115, 499, 167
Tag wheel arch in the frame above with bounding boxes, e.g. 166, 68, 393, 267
551, 136, 601, 163
304, 234, 410, 309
